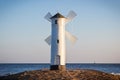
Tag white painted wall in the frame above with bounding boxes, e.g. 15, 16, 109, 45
51, 18, 66, 65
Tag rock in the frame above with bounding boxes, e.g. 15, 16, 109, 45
0, 69, 120, 80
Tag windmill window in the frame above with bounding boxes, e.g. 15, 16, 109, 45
57, 39, 59, 44
55, 20, 57, 24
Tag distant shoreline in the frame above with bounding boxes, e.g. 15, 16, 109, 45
0, 62, 120, 65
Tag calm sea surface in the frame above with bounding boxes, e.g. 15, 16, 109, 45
0, 63, 120, 76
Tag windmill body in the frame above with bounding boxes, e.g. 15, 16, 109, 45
44, 11, 77, 70
51, 14, 66, 66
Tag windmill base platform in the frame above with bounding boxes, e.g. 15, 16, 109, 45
50, 65, 66, 70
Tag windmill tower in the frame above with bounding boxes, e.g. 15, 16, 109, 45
44, 11, 77, 70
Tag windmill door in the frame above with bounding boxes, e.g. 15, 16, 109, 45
56, 55, 60, 65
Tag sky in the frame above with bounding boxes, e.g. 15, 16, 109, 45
0, 0, 120, 63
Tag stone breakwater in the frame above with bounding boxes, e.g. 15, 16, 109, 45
0, 69, 120, 80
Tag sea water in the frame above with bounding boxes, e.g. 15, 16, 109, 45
0, 63, 120, 76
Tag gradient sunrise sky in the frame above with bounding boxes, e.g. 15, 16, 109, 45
0, 0, 120, 63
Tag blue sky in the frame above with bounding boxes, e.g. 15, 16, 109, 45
0, 0, 120, 63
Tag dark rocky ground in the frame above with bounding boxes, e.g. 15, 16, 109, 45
0, 69, 120, 80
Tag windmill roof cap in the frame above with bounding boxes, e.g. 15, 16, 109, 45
50, 13, 65, 19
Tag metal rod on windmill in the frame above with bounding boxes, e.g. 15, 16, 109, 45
44, 11, 77, 70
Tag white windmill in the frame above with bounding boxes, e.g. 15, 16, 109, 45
44, 11, 77, 70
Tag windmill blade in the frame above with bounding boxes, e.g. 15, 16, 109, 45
65, 30, 77, 43
66, 11, 77, 23
44, 12, 52, 22
45, 35, 51, 45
